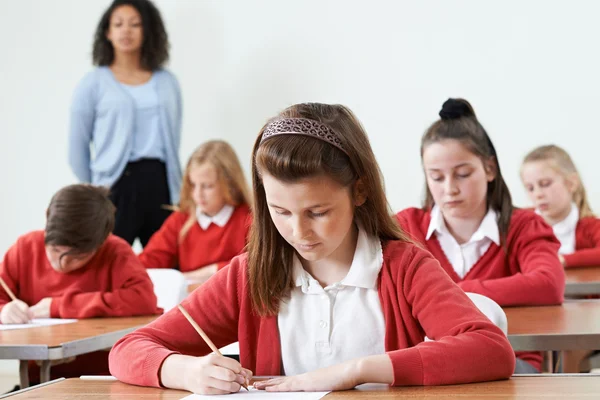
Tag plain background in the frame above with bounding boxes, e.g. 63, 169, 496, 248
1, 0, 599, 255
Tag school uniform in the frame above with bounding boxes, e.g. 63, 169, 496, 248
545, 203, 600, 268
138, 204, 251, 271
109, 229, 515, 387
0, 231, 162, 381
396, 206, 565, 372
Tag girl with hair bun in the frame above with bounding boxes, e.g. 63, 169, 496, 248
397, 98, 565, 374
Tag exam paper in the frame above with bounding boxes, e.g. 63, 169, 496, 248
180, 386, 329, 399
0, 318, 77, 330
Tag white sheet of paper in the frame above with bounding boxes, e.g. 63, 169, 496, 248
0, 318, 77, 331
180, 387, 329, 399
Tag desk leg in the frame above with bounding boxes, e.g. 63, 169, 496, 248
19, 360, 29, 389
545, 351, 553, 373
39, 361, 51, 383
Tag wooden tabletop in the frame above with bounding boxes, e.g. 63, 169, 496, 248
0, 316, 156, 347
565, 267, 600, 296
0, 316, 156, 360
5, 376, 600, 399
505, 300, 600, 350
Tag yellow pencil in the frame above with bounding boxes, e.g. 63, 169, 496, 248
0, 276, 17, 302
177, 304, 249, 391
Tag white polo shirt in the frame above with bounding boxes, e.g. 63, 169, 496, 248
278, 228, 386, 376
196, 204, 234, 230
426, 205, 500, 279
541, 203, 578, 255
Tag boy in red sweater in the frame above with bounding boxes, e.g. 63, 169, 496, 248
110, 103, 514, 395
139, 140, 251, 284
396, 98, 565, 374
0, 184, 161, 381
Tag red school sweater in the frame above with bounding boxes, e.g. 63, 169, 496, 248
138, 205, 251, 271
396, 207, 565, 372
109, 241, 515, 387
0, 231, 161, 318
0, 231, 162, 382
563, 217, 600, 268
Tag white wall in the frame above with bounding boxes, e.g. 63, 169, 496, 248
1, 0, 599, 254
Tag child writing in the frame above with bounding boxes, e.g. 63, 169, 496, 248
0, 184, 161, 381
109, 102, 514, 394
521, 145, 600, 268
396, 98, 565, 374
138, 140, 251, 283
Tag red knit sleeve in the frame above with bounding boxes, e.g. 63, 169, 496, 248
0, 237, 22, 314
109, 255, 244, 388
139, 212, 186, 269
459, 211, 564, 306
563, 217, 600, 268
395, 208, 429, 243
384, 245, 514, 386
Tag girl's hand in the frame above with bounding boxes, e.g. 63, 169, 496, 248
161, 353, 252, 395
558, 254, 566, 266
254, 362, 359, 392
30, 297, 52, 318
0, 299, 33, 324
182, 264, 218, 284
183, 354, 252, 395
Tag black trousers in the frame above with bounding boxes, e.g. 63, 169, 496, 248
109, 159, 172, 247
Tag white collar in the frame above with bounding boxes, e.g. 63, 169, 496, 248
549, 203, 579, 235
196, 204, 235, 230
426, 205, 500, 246
292, 226, 383, 292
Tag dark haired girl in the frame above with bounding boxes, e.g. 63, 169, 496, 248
397, 98, 565, 374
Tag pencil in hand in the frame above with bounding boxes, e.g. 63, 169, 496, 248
0, 276, 32, 324
177, 304, 249, 391
0, 276, 17, 302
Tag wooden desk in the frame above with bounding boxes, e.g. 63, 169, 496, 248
565, 267, 600, 296
0, 316, 156, 389
505, 300, 600, 351
4, 376, 600, 399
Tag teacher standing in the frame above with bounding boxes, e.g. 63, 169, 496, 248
69, 0, 182, 247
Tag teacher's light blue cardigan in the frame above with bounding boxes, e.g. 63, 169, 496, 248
68, 66, 183, 204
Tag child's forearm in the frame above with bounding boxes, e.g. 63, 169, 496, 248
183, 264, 218, 284
355, 354, 394, 385
160, 354, 193, 390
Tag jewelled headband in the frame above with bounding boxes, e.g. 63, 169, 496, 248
260, 118, 348, 156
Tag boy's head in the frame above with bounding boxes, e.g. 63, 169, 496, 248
44, 184, 116, 273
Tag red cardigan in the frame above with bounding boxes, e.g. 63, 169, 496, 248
396, 208, 564, 306
138, 205, 251, 271
0, 231, 161, 318
109, 241, 515, 387
396, 207, 565, 372
563, 217, 600, 268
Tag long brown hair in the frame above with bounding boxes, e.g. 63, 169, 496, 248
248, 103, 411, 316
178, 141, 251, 241
421, 98, 513, 246
522, 144, 594, 218
45, 184, 115, 254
